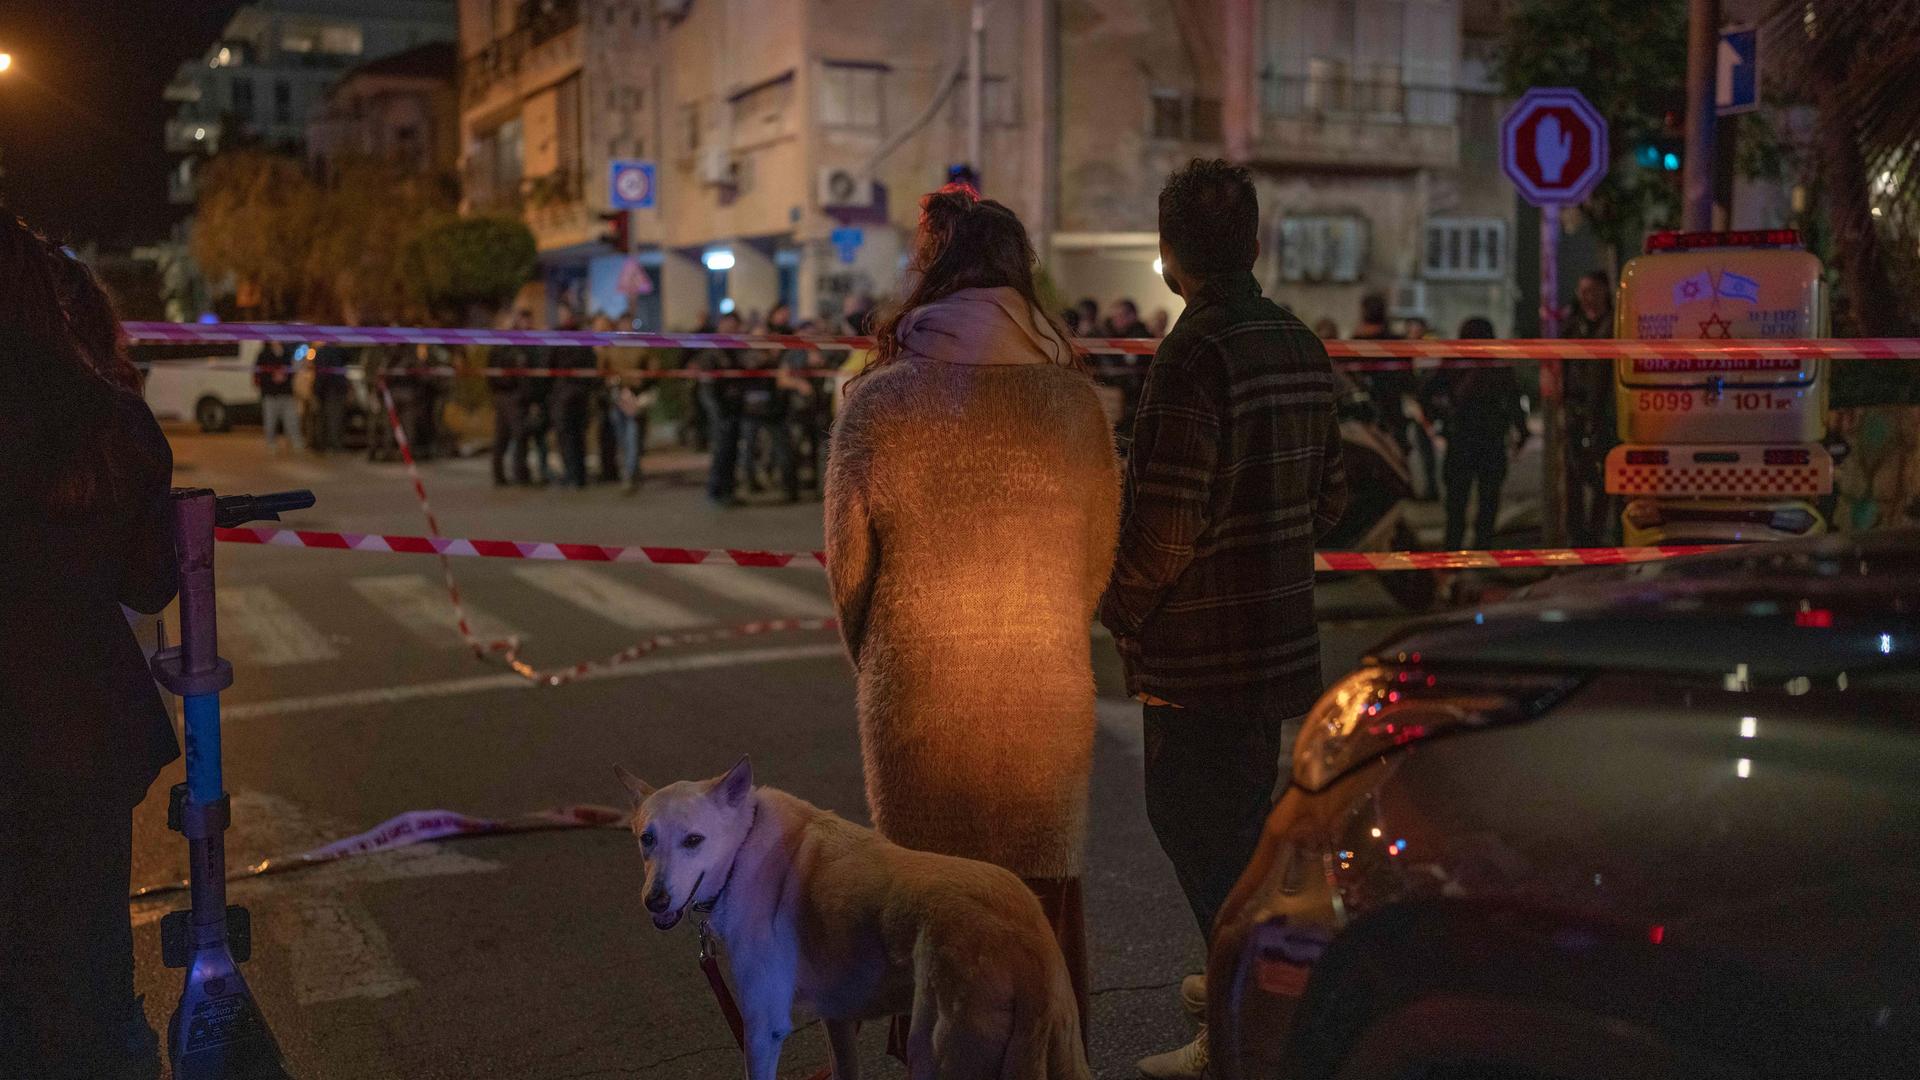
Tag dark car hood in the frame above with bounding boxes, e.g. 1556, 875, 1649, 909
1371, 531, 1920, 687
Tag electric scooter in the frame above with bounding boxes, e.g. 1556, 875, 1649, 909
150, 487, 314, 1080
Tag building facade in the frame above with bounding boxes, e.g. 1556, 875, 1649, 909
457, 0, 1051, 329
453, 0, 1512, 335
1056, 0, 1517, 338
165, 0, 457, 205
307, 41, 462, 176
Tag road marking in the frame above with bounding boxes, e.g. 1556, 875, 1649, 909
131, 791, 498, 1005
512, 565, 707, 630
222, 642, 849, 721
216, 585, 340, 666
654, 565, 835, 618
350, 574, 519, 646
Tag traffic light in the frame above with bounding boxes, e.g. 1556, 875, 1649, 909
1634, 110, 1684, 174
598, 211, 631, 252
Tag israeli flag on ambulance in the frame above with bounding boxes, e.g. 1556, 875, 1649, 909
1716, 270, 1761, 304
1672, 270, 1714, 307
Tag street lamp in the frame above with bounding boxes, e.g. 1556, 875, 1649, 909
0, 52, 14, 74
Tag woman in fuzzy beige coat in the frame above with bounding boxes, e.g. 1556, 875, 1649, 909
825, 186, 1121, 1036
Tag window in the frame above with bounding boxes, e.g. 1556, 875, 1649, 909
1276, 214, 1368, 283
230, 77, 254, 119
819, 62, 884, 130
1149, 90, 1223, 142
680, 102, 702, 155
273, 80, 292, 124
1423, 217, 1506, 280
1261, 0, 1457, 124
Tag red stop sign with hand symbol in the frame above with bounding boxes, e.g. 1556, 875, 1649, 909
1501, 88, 1609, 206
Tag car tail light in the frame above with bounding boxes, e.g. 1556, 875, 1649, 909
1764, 448, 1812, 466
1293, 667, 1585, 792
1624, 450, 1670, 466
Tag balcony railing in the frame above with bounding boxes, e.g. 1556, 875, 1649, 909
1260, 72, 1458, 128
460, 0, 581, 107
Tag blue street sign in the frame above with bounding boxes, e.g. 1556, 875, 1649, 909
831, 226, 864, 265
609, 160, 656, 210
1717, 27, 1759, 116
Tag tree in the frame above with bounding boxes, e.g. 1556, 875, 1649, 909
1495, 0, 1690, 265
306, 157, 458, 323
191, 151, 323, 318
403, 216, 538, 322
1764, 0, 1920, 337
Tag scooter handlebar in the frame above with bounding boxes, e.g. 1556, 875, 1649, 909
213, 489, 317, 529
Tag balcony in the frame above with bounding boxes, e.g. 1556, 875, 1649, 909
1256, 73, 1459, 171
461, 0, 583, 115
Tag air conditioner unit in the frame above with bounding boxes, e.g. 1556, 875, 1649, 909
818, 167, 875, 209
1389, 279, 1428, 320
698, 145, 737, 188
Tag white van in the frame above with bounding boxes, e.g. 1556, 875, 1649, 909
143, 340, 263, 431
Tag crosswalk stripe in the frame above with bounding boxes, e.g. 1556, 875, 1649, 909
511, 565, 708, 630
349, 575, 520, 646
216, 586, 340, 666
653, 565, 834, 618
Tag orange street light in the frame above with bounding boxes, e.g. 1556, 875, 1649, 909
0, 53, 14, 74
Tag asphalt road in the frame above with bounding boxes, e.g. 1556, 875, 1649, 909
129, 427, 1437, 1080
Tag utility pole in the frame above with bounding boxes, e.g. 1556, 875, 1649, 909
967, 0, 986, 181
1682, 0, 1718, 230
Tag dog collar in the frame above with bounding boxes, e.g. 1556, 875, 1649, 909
691, 800, 759, 917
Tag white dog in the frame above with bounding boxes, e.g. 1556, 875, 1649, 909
618, 757, 1090, 1080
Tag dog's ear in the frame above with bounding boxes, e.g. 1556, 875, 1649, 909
711, 755, 753, 807
613, 764, 655, 804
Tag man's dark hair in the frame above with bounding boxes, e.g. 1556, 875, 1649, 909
1117, 299, 1138, 317
1458, 316, 1496, 339
1581, 270, 1610, 289
1158, 158, 1259, 276
1360, 292, 1389, 325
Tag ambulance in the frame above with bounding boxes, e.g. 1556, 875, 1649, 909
1607, 230, 1832, 545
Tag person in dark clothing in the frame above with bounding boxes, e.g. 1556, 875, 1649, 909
1099, 160, 1347, 1079
590, 314, 624, 483
310, 343, 355, 452
1352, 291, 1439, 496
1, 214, 176, 1080
1102, 298, 1152, 338
694, 312, 749, 506
1561, 270, 1619, 545
366, 343, 423, 461
548, 304, 595, 489
521, 332, 556, 486
743, 303, 801, 502
253, 340, 303, 451
489, 309, 535, 485
1433, 317, 1529, 549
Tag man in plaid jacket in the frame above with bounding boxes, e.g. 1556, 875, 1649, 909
1100, 158, 1348, 1079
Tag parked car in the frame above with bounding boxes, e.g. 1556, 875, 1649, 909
142, 340, 263, 431
1209, 530, 1920, 1080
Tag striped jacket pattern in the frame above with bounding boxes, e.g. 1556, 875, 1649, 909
1099, 272, 1348, 719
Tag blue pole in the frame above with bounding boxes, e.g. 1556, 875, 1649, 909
183, 693, 224, 804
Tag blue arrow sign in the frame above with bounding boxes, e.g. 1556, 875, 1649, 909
1717, 27, 1759, 116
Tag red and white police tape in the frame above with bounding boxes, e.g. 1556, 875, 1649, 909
122, 321, 1920, 361
216, 523, 1728, 574
130, 804, 629, 898
370, 380, 839, 686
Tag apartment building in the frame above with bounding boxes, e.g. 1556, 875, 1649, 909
457, 0, 1049, 328
165, 0, 457, 205
1057, 0, 1517, 337
456, 0, 1513, 334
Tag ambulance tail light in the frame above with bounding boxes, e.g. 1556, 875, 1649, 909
1770, 508, 1818, 535
1624, 500, 1665, 530
1625, 450, 1670, 466
1764, 448, 1812, 466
